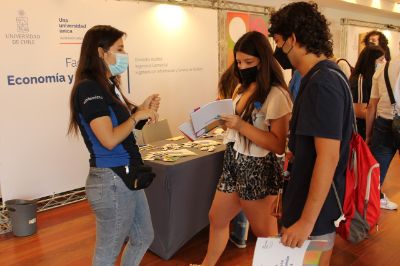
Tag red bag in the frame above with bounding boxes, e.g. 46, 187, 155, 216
333, 133, 380, 243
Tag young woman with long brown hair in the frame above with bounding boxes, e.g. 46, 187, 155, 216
193, 31, 292, 266
68, 25, 160, 266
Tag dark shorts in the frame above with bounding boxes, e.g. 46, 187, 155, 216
217, 143, 283, 200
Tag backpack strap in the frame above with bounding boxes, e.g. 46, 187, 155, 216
327, 68, 358, 133
327, 68, 356, 226
336, 58, 354, 72
332, 182, 346, 227
357, 75, 363, 104
384, 61, 396, 105
336, 58, 350, 66
383, 61, 399, 117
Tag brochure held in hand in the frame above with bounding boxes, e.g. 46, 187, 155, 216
179, 99, 233, 141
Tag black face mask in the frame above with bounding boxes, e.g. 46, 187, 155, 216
239, 65, 258, 87
273, 47, 293, 70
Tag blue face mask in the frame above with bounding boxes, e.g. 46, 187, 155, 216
108, 52, 129, 76
375, 62, 384, 71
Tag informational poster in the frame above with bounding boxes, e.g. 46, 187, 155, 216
123, 3, 219, 136
0, 0, 218, 201
226, 12, 269, 66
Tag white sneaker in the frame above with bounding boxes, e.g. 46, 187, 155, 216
380, 195, 398, 210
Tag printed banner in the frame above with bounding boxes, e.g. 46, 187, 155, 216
0, 0, 218, 201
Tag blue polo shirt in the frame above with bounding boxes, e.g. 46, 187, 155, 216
74, 79, 142, 168
284, 60, 353, 236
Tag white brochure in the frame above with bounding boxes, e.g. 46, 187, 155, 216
252, 237, 326, 266
190, 99, 233, 134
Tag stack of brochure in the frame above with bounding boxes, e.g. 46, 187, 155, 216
179, 99, 233, 141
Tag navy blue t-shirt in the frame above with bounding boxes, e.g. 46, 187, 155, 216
283, 60, 353, 236
74, 79, 142, 168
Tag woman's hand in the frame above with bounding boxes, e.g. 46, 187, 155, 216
139, 94, 161, 112
132, 109, 159, 124
219, 114, 245, 131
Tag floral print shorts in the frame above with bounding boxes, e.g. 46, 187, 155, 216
217, 143, 283, 200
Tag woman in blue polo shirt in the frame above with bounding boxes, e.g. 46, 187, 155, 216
68, 25, 160, 266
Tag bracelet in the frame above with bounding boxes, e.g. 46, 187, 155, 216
129, 115, 136, 125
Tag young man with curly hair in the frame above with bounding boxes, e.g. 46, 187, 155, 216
269, 2, 353, 265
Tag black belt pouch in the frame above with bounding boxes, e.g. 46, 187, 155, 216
111, 164, 155, 190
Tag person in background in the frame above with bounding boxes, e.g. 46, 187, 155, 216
366, 54, 400, 210
273, 40, 302, 100
192, 31, 292, 266
350, 45, 385, 139
269, 2, 353, 265
228, 211, 249, 248
217, 63, 250, 249
217, 63, 239, 100
288, 70, 302, 100
68, 25, 160, 266
363, 30, 391, 61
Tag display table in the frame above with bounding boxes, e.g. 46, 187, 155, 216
142, 138, 225, 259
